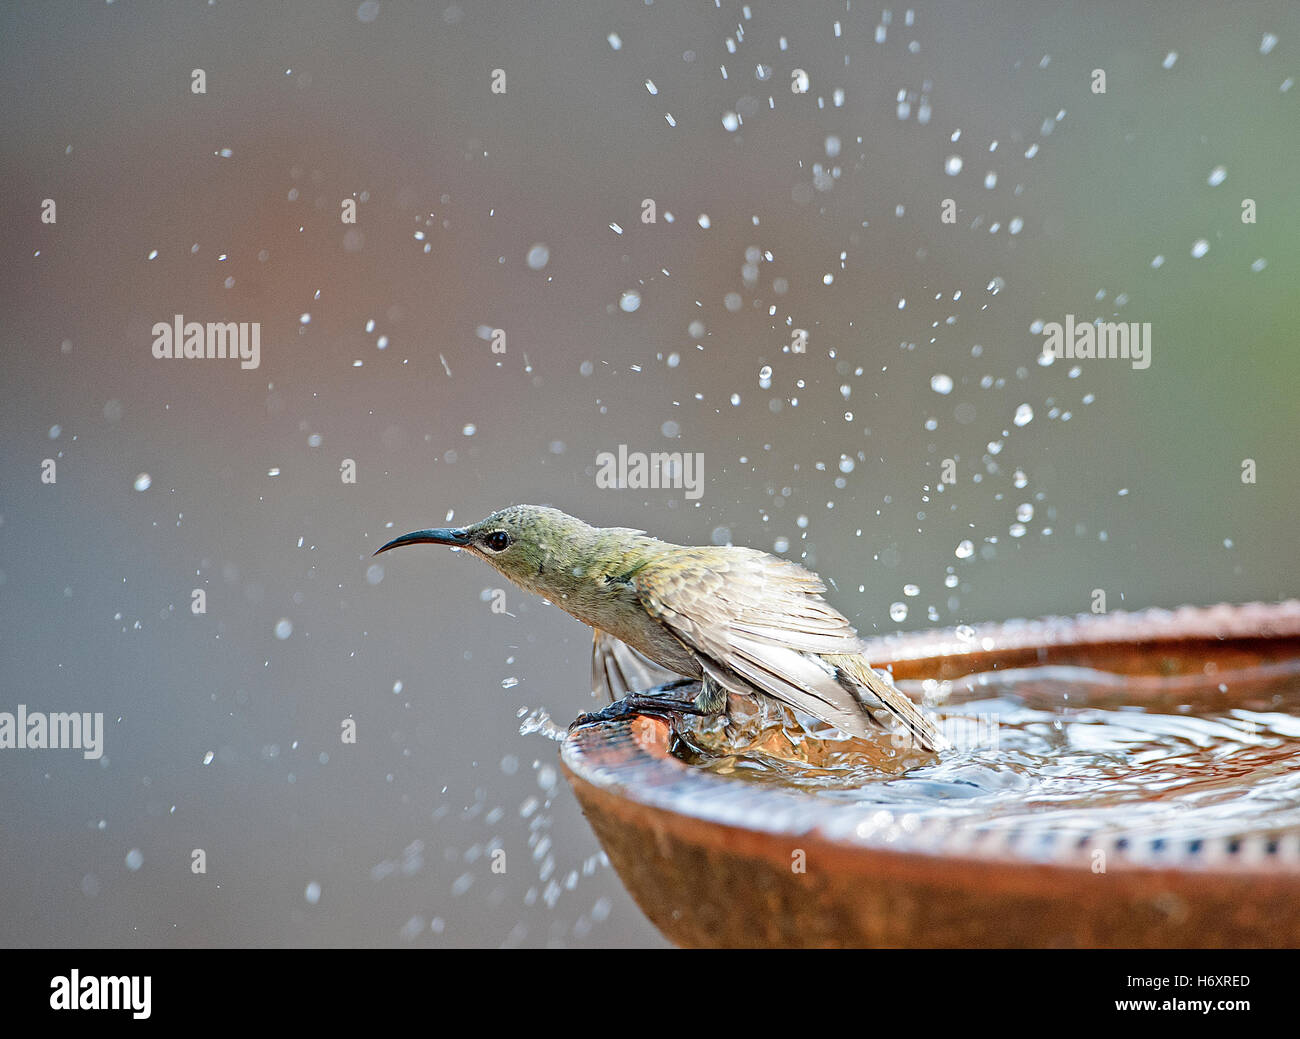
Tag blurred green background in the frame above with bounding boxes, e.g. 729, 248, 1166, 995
1, 0, 1297, 947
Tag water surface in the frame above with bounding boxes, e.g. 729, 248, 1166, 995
674, 663, 1300, 850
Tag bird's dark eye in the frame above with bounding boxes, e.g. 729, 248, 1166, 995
484, 530, 511, 552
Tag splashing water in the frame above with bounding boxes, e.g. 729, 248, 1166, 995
672, 663, 1300, 849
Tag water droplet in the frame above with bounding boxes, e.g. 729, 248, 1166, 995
1162, 51, 1178, 69
125, 849, 144, 871
462, 423, 476, 436
955, 540, 974, 559
930, 373, 953, 395
274, 618, 293, 640
202, 751, 214, 765
1191, 238, 1209, 259
903, 584, 919, 597
1013, 403, 1034, 426
1260, 33, 1278, 56
618, 290, 641, 313
944, 155, 963, 175
526, 243, 550, 270
304, 881, 321, 905
501, 676, 519, 689
1016, 502, 1034, 522
133, 473, 152, 492
1207, 165, 1226, 186
889, 601, 908, 622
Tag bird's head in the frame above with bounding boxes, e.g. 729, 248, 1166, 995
374, 505, 650, 606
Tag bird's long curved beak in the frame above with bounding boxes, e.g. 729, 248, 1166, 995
373, 527, 470, 556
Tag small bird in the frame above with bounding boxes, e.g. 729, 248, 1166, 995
374, 505, 943, 752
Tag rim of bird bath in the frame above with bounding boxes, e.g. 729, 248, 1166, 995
561, 600, 1300, 947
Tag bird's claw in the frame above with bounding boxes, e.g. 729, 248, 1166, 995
568, 689, 707, 732
568, 709, 607, 731
567, 700, 652, 731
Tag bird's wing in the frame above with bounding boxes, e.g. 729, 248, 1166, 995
590, 629, 683, 703
634, 547, 943, 751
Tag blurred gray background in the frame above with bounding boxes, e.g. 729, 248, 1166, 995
1, 0, 1297, 947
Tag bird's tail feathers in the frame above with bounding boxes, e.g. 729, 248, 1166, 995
832, 654, 947, 753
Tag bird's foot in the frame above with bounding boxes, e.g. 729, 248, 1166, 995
570, 681, 705, 731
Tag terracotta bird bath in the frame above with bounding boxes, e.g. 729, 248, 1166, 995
561, 601, 1300, 947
